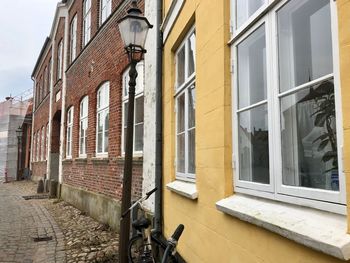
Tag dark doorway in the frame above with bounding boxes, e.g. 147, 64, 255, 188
50, 110, 61, 181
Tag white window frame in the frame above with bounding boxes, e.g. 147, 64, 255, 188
174, 27, 196, 182
36, 131, 40, 162
44, 67, 48, 96
231, 0, 345, 213
66, 107, 74, 159
57, 40, 63, 80
83, 0, 92, 46
70, 15, 78, 62
96, 82, 110, 156
41, 127, 45, 161
79, 96, 89, 158
46, 123, 49, 160
48, 58, 52, 90
100, 0, 112, 25
122, 62, 144, 156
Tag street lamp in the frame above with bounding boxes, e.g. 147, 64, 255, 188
16, 126, 23, 181
118, 1, 152, 262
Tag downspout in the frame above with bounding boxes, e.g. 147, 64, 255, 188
154, 0, 163, 234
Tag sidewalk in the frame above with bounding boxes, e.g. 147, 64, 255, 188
0, 181, 119, 263
0, 181, 65, 263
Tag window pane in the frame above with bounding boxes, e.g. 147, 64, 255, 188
176, 46, 185, 87
188, 88, 195, 129
278, 0, 332, 92
236, 0, 265, 29
281, 80, 338, 191
177, 133, 185, 173
188, 32, 196, 76
188, 128, 195, 174
104, 111, 109, 153
97, 133, 103, 153
135, 96, 144, 124
238, 25, 267, 109
177, 94, 185, 133
238, 104, 269, 184
135, 123, 144, 152
124, 102, 129, 128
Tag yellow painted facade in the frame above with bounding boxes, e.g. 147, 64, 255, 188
162, 0, 350, 262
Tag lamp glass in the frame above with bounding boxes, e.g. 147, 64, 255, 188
118, 17, 150, 49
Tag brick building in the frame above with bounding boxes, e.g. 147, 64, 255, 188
31, 0, 158, 229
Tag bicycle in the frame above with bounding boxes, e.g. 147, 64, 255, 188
121, 188, 185, 263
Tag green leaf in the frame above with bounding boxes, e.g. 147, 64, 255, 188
313, 133, 329, 143
318, 139, 329, 151
315, 113, 327, 127
322, 151, 337, 162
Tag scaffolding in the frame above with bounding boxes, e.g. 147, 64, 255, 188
0, 98, 31, 182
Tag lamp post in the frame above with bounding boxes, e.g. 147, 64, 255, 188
117, 1, 152, 262
16, 126, 23, 181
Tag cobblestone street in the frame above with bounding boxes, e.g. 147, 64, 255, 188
0, 181, 65, 263
0, 181, 119, 263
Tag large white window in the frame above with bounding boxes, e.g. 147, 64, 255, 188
36, 131, 40, 162
83, 0, 92, 46
57, 40, 63, 80
122, 63, 144, 154
70, 15, 78, 62
79, 96, 89, 157
41, 126, 45, 161
46, 123, 49, 160
100, 0, 112, 24
48, 58, 52, 90
175, 28, 196, 182
232, 0, 344, 210
96, 82, 109, 155
66, 107, 74, 158
44, 67, 48, 95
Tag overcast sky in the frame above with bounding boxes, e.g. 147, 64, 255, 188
0, 0, 58, 101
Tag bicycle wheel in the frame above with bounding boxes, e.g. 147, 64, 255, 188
128, 234, 178, 263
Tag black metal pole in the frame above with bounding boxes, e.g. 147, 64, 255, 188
17, 136, 22, 181
119, 59, 138, 263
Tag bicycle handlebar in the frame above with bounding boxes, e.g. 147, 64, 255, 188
121, 187, 158, 220
171, 224, 184, 242
146, 187, 157, 199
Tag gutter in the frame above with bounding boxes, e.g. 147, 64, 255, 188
154, 0, 163, 234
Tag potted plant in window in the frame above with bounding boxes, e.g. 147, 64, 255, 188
299, 80, 338, 190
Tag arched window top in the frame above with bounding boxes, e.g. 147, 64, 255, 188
97, 82, 110, 110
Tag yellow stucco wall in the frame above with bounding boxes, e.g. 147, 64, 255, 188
162, 0, 350, 262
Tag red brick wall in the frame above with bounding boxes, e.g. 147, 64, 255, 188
62, 0, 144, 201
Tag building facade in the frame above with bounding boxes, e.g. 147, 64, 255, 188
31, 0, 158, 229
162, 0, 350, 262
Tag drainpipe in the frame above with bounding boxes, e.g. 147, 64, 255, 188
154, 0, 163, 234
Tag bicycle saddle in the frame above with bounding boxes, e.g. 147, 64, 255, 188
132, 217, 151, 230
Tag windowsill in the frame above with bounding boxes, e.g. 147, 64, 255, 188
216, 194, 350, 260
166, 180, 198, 200
91, 156, 109, 164
62, 158, 73, 164
75, 157, 87, 163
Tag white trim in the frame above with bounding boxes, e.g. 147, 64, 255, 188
121, 62, 145, 155
96, 82, 110, 155
231, 0, 344, 211
83, 0, 92, 46
70, 14, 78, 62
166, 180, 198, 199
79, 96, 89, 158
174, 27, 196, 181
66, 107, 74, 159
161, 0, 185, 43
216, 195, 350, 260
